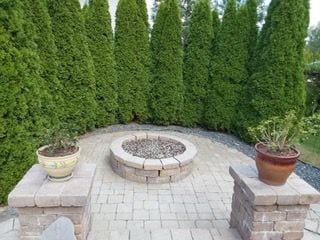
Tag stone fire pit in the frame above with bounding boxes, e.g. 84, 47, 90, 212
109, 132, 197, 183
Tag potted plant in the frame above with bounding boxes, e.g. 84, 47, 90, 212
248, 111, 302, 186
37, 125, 80, 182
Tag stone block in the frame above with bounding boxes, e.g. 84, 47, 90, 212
136, 169, 159, 177
37, 214, 58, 227
21, 225, 44, 236
180, 163, 192, 174
72, 164, 96, 179
160, 158, 180, 169
144, 159, 163, 170
277, 205, 309, 212
35, 180, 63, 207
282, 231, 304, 240
43, 207, 83, 215
63, 214, 83, 225
251, 221, 274, 231
60, 178, 91, 206
18, 207, 44, 215
287, 178, 320, 204
174, 151, 194, 166
146, 133, 160, 140
124, 156, 145, 169
120, 164, 136, 175
160, 168, 180, 177
270, 185, 299, 205
253, 205, 277, 212
250, 231, 283, 240
274, 221, 305, 232
251, 211, 286, 222
8, 165, 47, 208
286, 211, 307, 220
148, 176, 170, 184
132, 132, 147, 140
110, 155, 119, 168
125, 172, 147, 183
109, 145, 127, 164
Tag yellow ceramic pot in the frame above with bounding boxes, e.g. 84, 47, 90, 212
37, 145, 80, 182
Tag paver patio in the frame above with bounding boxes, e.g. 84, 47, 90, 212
1, 129, 320, 240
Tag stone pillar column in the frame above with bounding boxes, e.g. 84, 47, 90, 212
8, 163, 96, 240
229, 164, 320, 240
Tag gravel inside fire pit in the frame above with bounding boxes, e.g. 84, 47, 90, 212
122, 138, 186, 159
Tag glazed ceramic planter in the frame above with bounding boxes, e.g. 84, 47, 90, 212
255, 143, 300, 186
37, 145, 80, 182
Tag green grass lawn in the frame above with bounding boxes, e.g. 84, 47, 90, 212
295, 135, 320, 168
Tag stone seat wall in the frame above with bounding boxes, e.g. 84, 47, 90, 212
229, 164, 320, 240
8, 163, 96, 240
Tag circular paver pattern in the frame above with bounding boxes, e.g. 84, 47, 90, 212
109, 133, 197, 183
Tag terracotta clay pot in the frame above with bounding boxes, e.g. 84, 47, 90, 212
255, 143, 300, 186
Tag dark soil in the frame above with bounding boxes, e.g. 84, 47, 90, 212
39, 146, 79, 157
257, 143, 298, 157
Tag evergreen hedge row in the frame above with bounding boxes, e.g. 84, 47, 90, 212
0, 0, 309, 204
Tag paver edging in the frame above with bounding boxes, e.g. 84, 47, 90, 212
109, 132, 197, 183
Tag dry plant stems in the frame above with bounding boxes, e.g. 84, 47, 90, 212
248, 111, 302, 154
41, 125, 78, 156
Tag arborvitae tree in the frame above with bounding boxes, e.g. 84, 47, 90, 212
205, 0, 248, 131
0, 0, 46, 203
136, 0, 149, 27
114, 0, 151, 123
244, 0, 309, 134
246, 0, 258, 74
182, 0, 213, 127
180, 0, 196, 45
235, 0, 258, 135
150, 0, 184, 125
211, 9, 220, 50
208, 9, 220, 66
22, 0, 62, 127
48, 0, 97, 132
85, 0, 118, 127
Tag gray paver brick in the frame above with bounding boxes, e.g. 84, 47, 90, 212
191, 229, 213, 240
109, 230, 130, 240
134, 210, 149, 220
130, 229, 151, 240
151, 229, 172, 240
144, 220, 161, 230
109, 220, 127, 230
162, 220, 179, 229
144, 201, 159, 210
171, 229, 193, 240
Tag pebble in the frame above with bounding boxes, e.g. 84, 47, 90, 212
122, 138, 185, 159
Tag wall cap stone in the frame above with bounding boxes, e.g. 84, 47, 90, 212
8, 163, 96, 208
229, 164, 320, 205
